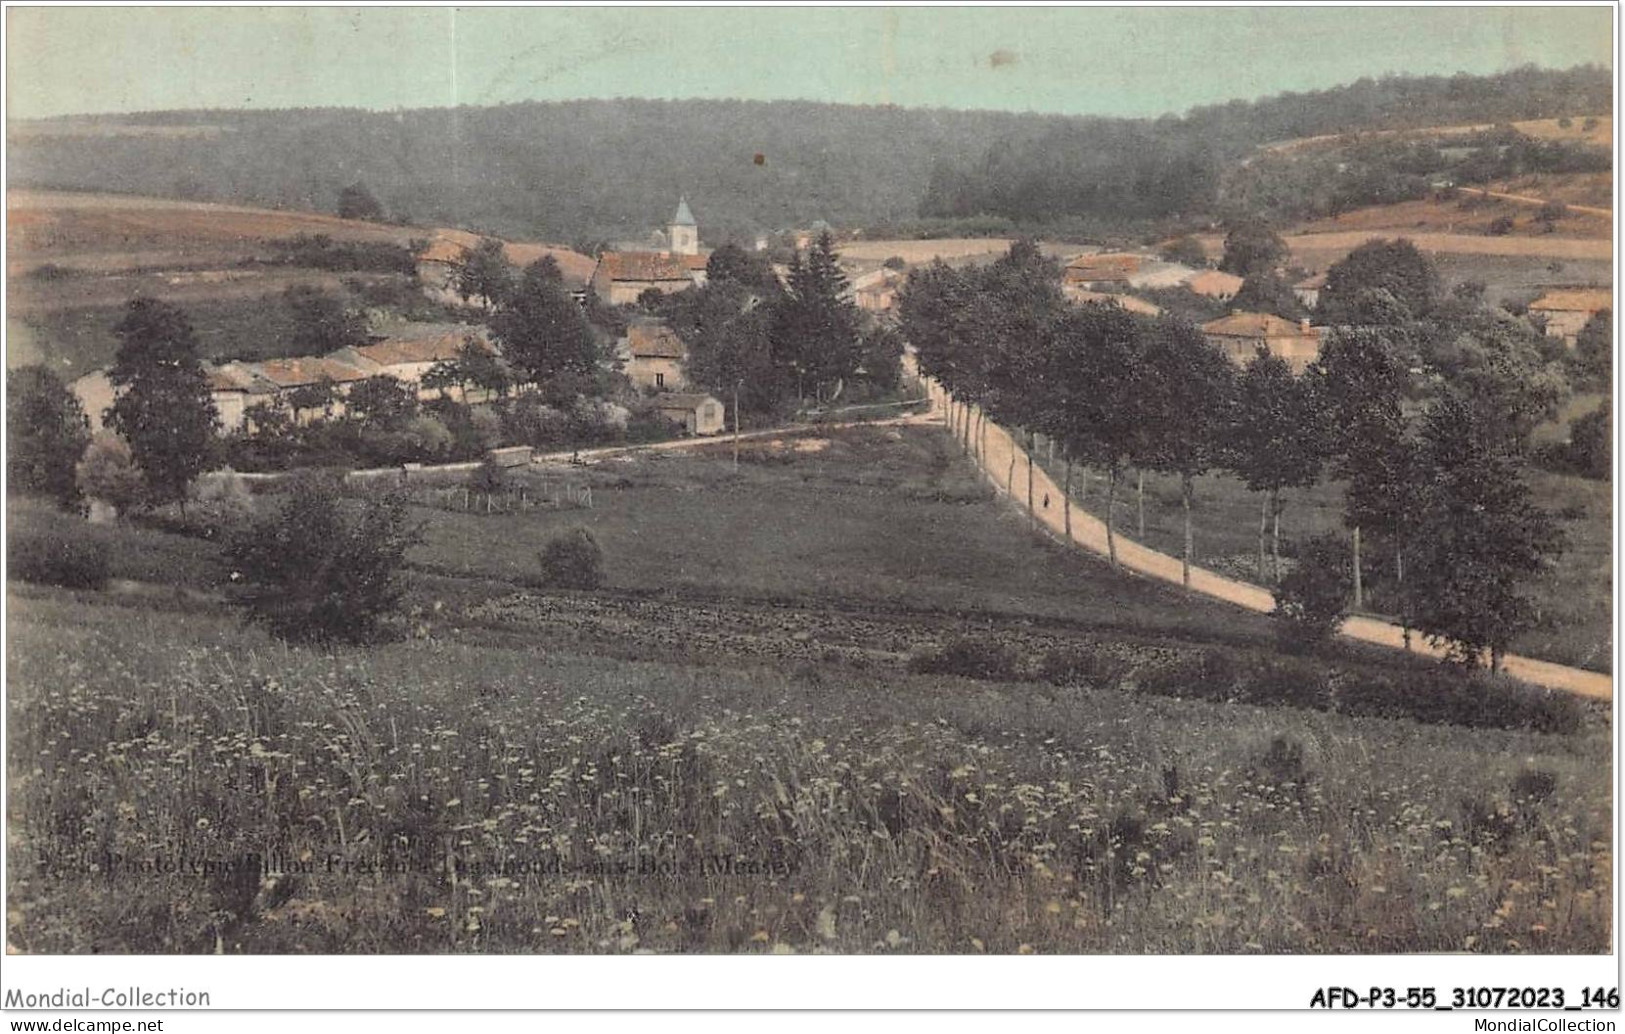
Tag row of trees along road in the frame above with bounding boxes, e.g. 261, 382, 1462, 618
899, 236, 1574, 670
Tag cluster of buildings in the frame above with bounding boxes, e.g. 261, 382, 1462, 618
72, 323, 501, 434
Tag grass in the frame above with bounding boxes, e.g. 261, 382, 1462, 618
5, 590, 1611, 954
1026, 438, 1612, 674
409, 426, 1282, 646
6, 421, 1610, 953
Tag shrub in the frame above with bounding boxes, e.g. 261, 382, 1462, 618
8, 365, 91, 506
1486, 215, 1516, 236
8, 525, 110, 589
1243, 656, 1332, 709
1037, 644, 1129, 688
1137, 649, 1239, 701
537, 527, 604, 590
1334, 664, 1582, 734
1252, 736, 1309, 786
75, 434, 146, 516
909, 635, 1018, 681
223, 470, 419, 643
1271, 533, 1352, 652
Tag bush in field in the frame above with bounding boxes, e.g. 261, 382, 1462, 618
908, 635, 1018, 681
1487, 214, 1516, 236
224, 470, 419, 643
75, 434, 146, 517
536, 527, 604, 590
8, 525, 110, 589
1334, 664, 1582, 734
1137, 649, 1239, 701
1037, 644, 1129, 688
1271, 533, 1353, 652
1243, 657, 1332, 709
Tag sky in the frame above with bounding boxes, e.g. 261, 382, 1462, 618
5, 6, 1615, 121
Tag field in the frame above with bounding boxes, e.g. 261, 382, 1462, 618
5, 423, 1612, 953
1262, 115, 1613, 156
1290, 192, 1611, 242
1024, 441, 1613, 675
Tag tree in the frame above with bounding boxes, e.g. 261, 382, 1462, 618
490, 258, 601, 391
224, 470, 420, 643
1271, 532, 1353, 652
859, 324, 904, 393
1571, 308, 1611, 393
345, 376, 419, 427
336, 182, 385, 221
770, 232, 862, 403
1231, 270, 1304, 320
106, 297, 219, 509
451, 238, 515, 311
1160, 236, 1208, 268
537, 527, 604, 590
1407, 390, 1563, 669
1218, 218, 1287, 278
1226, 350, 1329, 582
1137, 317, 1237, 590
1567, 401, 1610, 481
285, 285, 370, 352
74, 433, 145, 518
285, 377, 339, 423
1536, 200, 1570, 229
7, 365, 91, 506
1421, 311, 1568, 454
1041, 304, 1147, 561
1315, 238, 1438, 325
1311, 326, 1421, 619
704, 243, 780, 295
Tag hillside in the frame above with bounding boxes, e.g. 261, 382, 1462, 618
7, 422, 1610, 953
7, 66, 1610, 243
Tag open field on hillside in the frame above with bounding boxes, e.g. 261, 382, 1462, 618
1023, 444, 1612, 675
7, 189, 426, 269
1290, 193, 1611, 243
1262, 115, 1613, 156
5, 588, 1609, 955
7, 419, 1613, 955
1485, 172, 1613, 210
1196, 229, 1611, 269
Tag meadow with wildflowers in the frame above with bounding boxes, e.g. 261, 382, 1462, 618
5, 425, 1611, 953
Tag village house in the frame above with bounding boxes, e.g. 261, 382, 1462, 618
1062, 253, 1142, 290
620, 321, 688, 391
590, 199, 710, 305
852, 267, 905, 312
1528, 288, 1612, 347
207, 362, 279, 432
330, 323, 496, 400
1201, 311, 1323, 374
250, 356, 375, 422
1187, 270, 1246, 302
1293, 272, 1326, 310
653, 392, 726, 436
416, 230, 595, 305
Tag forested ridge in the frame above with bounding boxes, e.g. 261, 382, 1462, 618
9, 65, 1610, 243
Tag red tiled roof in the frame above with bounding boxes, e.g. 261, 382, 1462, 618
1187, 270, 1246, 297
1201, 311, 1314, 338
594, 251, 695, 283
626, 323, 687, 359
350, 325, 492, 367
252, 356, 373, 388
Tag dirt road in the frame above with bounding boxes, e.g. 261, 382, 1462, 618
917, 365, 1613, 701
1465, 187, 1612, 218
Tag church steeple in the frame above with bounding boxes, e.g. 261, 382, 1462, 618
668, 196, 699, 256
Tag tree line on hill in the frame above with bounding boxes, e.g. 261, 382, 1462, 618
899, 236, 1600, 669
9, 65, 1609, 242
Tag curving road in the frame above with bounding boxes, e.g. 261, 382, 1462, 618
914, 361, 1612, 701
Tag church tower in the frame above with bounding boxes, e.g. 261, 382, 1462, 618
668, 196, 699, 256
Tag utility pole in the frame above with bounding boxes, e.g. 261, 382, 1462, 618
733, 380, 742, 471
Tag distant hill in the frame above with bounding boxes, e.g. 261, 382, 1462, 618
7, 65, 1611, 243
